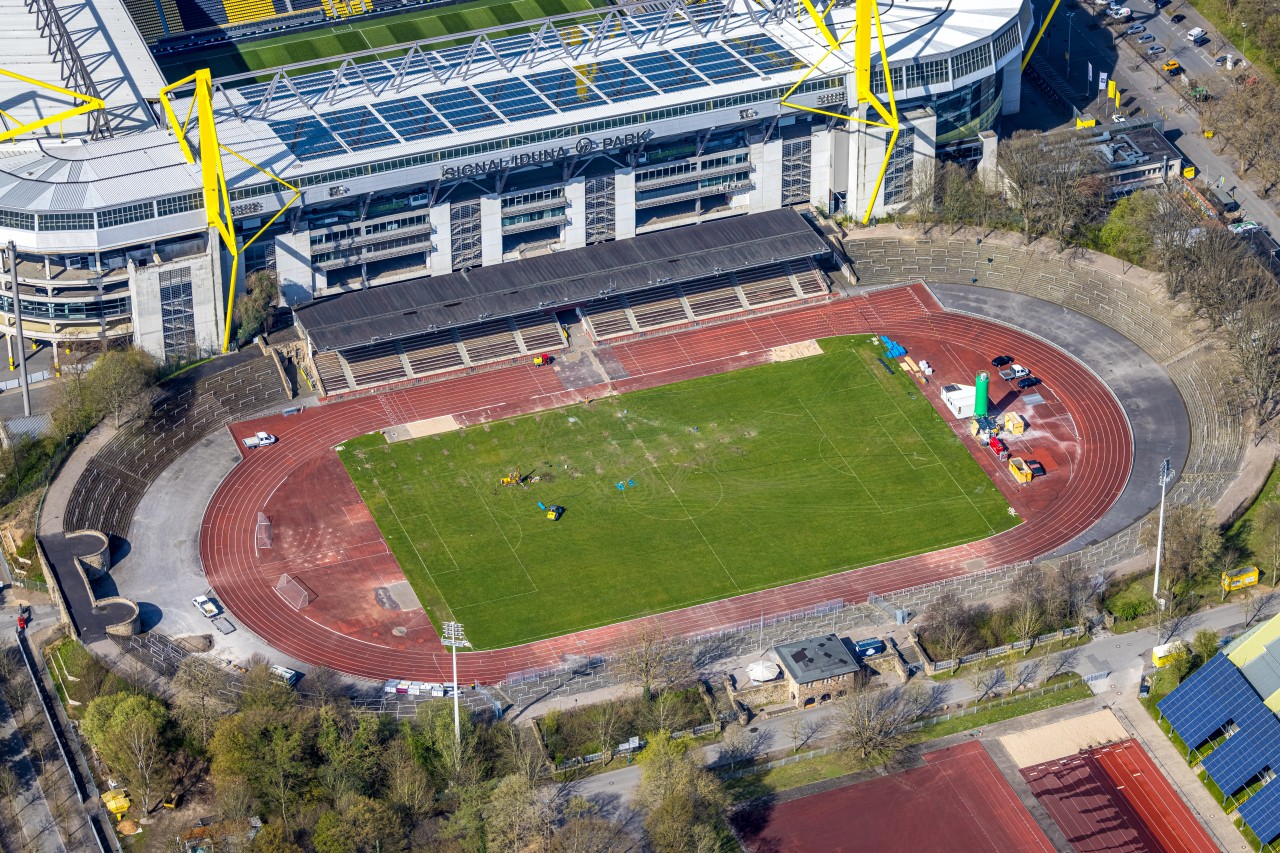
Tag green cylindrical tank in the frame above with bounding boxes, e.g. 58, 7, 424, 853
975, 372, 990, 418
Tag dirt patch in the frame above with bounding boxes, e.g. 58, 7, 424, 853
174, 634, 213, 653
769, 340, 823, 363
999, 708, 1129, 768
383, 414, 460, 443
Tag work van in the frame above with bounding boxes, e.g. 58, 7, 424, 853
1186, 26, 1206, 40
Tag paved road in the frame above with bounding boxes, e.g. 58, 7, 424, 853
1037, 0, 1280, 237
570, 597, 1272, 812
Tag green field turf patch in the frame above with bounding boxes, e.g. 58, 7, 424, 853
158, 0, 603, 81
339, 338, 1016, 649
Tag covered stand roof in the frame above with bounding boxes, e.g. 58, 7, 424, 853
294, 208, 829, 352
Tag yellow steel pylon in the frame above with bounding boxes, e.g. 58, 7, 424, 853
0, 69, 105, 142
158, 69, 300, 353
780, 0, 899, 224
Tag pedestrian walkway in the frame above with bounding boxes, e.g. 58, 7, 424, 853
0, 673, 64, 851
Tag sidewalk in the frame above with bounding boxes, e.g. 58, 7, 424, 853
36, 422, 116, 538
0, 689, 64, 853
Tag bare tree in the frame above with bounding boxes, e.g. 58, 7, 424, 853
173, 655, 231, 746
119, 710, 166, 812
1011, 660, 1041, 693
552, 797, 629, 853
384, 739, 435, 819
612, 624, 694, 700
834, 682, 944, 766
1224, 294, 1280, 435
967, 664, 1006, 702
1257, 502, 1280, 586
717, 725, 773, 771
925, 590, 974, 663
787, 714, 825, 753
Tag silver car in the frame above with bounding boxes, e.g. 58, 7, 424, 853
1126, 23, 1146, 34
1138, 33, 1157, 43
1147, 44, 1166, 55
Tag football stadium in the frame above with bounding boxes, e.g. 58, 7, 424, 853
0, 0, 1029, 367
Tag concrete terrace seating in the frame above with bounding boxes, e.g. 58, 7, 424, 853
580, 296, 635, 339
460, 318, 522, 363
682, 275, 746, 318
313, 351, 350, 394
789, 258, 829, 296
400, 330, 464, 376
734, 263, 798, 307
512, 314, 564, 353
343, 340, 407, 387
63, 352, 290, 538
626, 284, 687, 329
846, 230, 1245, 515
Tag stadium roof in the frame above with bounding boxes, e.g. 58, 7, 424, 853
773, 633, 860, 685
1227, 614, 1280, 711
294, 208, 829, 352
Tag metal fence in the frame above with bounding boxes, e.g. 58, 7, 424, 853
931, 626, 1085, 672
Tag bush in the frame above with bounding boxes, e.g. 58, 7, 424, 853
540, 687, 709, 763
1113, 597, 1154, 621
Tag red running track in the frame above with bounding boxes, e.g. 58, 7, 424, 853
733, 741, 1055, 852
1021, 739, 1217, 853
200, 284, 1132, 682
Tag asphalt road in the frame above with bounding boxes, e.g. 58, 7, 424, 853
1036, 0, 1280, 237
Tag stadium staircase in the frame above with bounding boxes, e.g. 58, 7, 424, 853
62, 352, 291, 538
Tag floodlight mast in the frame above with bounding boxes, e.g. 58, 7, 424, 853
442, 621, 468, 744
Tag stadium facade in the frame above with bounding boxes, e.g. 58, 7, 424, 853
0, 0, 1029, 367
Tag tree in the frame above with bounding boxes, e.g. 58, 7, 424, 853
1192, 629, 1221, 668
636, 733, 729, 853
996, 130, 1104, 245
1140, 503, 1221, 596
1224, 294, 1280, 434
967, 663, 1006, 702
249, 823, 305, 853
612, 624, 694, 701
834, 682, 940, 766
383, 736, 435, 819
263, 723, 307, 830
0, 765, 20, 823
485, 773, 552, 852
1098, 191, 1160, 265
1241, 589, 1270, 627
551, 797, 627, 853
80, 692, 170, 811
86, 348, 157, 428
925, 590, 973, 663
1257, 502, 1280, 586
173, 655, 232, 747
238, 657, 299, 714
236, 270, 279, 347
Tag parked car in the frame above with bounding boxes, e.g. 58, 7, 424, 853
1147, 44, 1166, 55
1125, 23, 1146, 33
1229, 220, 1261, 235
1186, 26, 1206, 40
192, 595, 220, 618
1170, 12, 1185, 22
1112, 113, 1128, 123
1192, 34, 1210, 46
991, 355, 1015, 367
241, 431, 277, 449
1138, 676, 1151, 699
1214, 55, 1229, 66
1164, 59, 1182, 74
999, 364, 1031, 380
1016, 376, 1042, 390
1138, 33, 1157, 43
1108, 7, 1132, 18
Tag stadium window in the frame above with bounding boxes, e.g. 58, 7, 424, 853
0, 208, 35, 230
951, 43, 993, 80
38, 212, 95, 232
97, 201, 156, 229
993, 25, 1022, 61
904, 59, 950, 90
157, 192, 203, 218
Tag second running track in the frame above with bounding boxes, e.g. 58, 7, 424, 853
201, 284, 1133, 681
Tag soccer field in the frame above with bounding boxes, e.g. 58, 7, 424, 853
159, 0, 604, 81
338, 337, 1016, 649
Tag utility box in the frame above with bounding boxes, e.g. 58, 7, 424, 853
1003, 413, 1027, 435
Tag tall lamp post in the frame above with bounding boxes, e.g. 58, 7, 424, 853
442, 622, 468, 744
1066, 11, 1076, 81
1152, 458, 1174, 607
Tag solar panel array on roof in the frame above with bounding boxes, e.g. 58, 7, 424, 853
1201, 714, 1280, 797
236, 30, 807, 160
1239, 778, 1280, 845
1159, 654, 1256, 750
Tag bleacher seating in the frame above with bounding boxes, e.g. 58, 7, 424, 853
221, 0, 276, 24
63, 353, 290, 538
313, 351, 350, 394
512, 313, 564, 353
460, 318, 522, 363
625, 285, 687, 330
580, 296, 636, 339
788, 258, 829, 296
681, 275, 748, 319
400, 330, 465, 376
177, 0, 229, 31
342, 340, 408, 386
735, 263, 800, 307
122, 0, 174, 42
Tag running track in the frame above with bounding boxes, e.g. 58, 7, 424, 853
200, 284, 1133, 682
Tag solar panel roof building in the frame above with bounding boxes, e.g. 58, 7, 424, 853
1158, 611, 1280, 845
0, 0, 1028, 362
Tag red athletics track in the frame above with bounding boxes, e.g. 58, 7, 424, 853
1022, 739, 1217, 853
733, 741, 1055, 852
200, 283, 1132, 682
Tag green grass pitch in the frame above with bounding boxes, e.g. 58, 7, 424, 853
338, 337, 1017, 650
159, 0, 604, 81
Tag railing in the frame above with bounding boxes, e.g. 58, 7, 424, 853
929, 626, 1085, 673
24, 0, 111, 139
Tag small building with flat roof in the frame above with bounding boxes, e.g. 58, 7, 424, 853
773, 633, 863, 708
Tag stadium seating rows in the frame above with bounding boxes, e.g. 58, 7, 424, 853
316, 311, 566, 395
579, 259, 828, 341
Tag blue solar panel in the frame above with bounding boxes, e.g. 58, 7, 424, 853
268, 116, 345, 160
624, 51, 707, 92
1239, 777, 1280, 845
526, 67, 606, 111
372, 97, 447, 141
471, 78, 555, 120
574, 59, 657, 102
323, 106, 398, 150
424, 86, 503, 130
672, 43, 754, 82
1159, 653, 1254, 749
724, 35, 804, 74
1202, 715, 1280, 796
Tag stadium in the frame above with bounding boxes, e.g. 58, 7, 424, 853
0, 0, 1029, 367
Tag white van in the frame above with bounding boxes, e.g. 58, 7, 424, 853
1186, 26, 1206, 40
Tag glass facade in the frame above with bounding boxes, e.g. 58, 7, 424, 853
159, 267, 197, 360
0, 293, 131, 319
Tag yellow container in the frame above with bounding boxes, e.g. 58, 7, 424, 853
1003, 413, 1026, 435
1008, 457, 1033, 484
1183, 165, 1197, 179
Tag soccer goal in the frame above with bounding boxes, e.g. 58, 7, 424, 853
274, 573, 315, 611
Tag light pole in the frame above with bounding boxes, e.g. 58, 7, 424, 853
442, 621, 468, 743
1066, 12, 1076, 81
1152, 458, 1174, 607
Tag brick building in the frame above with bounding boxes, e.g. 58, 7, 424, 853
774, 633, 863, 708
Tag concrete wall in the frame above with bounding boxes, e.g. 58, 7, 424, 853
130, 243, 223, 359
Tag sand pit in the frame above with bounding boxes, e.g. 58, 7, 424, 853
382, 415, 460, 443
769, 340, 823, 362
1000, 708, 1129, 768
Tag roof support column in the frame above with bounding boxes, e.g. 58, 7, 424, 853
430, 202, 453, 275
614, 168, 636, 240
480, 194, 502, 267
563, 176, 587, 251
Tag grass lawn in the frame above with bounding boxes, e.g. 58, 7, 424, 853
339, 336, 1016, 649
43, 636, 129, 719
159, 0, 604, 80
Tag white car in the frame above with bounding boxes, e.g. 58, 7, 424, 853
192, 595, 220, 618
1229, 220, 1261, 235
241, 431, 278, 449
1108, 7, 1132, 18
1112, 114, 1128, 123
